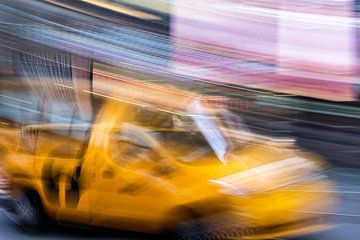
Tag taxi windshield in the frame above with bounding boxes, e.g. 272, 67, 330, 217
130, 99, 254, 164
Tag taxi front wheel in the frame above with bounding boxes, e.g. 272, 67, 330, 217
7, 191, 45, 231
171, 218, 209, 240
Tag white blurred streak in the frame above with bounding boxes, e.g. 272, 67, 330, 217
80, 0, 161, 20
187, 99, 228, 164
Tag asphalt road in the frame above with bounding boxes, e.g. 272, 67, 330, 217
0, 213, 154, 240
293, 168, 360, 240
0, 168, 359, 240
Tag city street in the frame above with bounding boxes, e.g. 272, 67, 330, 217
0, 1, 359, 240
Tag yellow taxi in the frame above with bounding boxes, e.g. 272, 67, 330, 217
0, 96, 337, 239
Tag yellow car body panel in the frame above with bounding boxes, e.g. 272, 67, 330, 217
0, 98, 337, 238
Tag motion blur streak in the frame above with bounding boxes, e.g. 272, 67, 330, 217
0, 0, 358, 240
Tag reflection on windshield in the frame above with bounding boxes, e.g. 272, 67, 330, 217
187, 99, 228, 164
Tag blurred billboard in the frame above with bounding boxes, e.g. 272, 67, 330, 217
171, 0, 359, 101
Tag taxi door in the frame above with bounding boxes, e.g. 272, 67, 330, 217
86, 101, 176, 231
88, 124, 176, 232
33, 126, 91, 225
